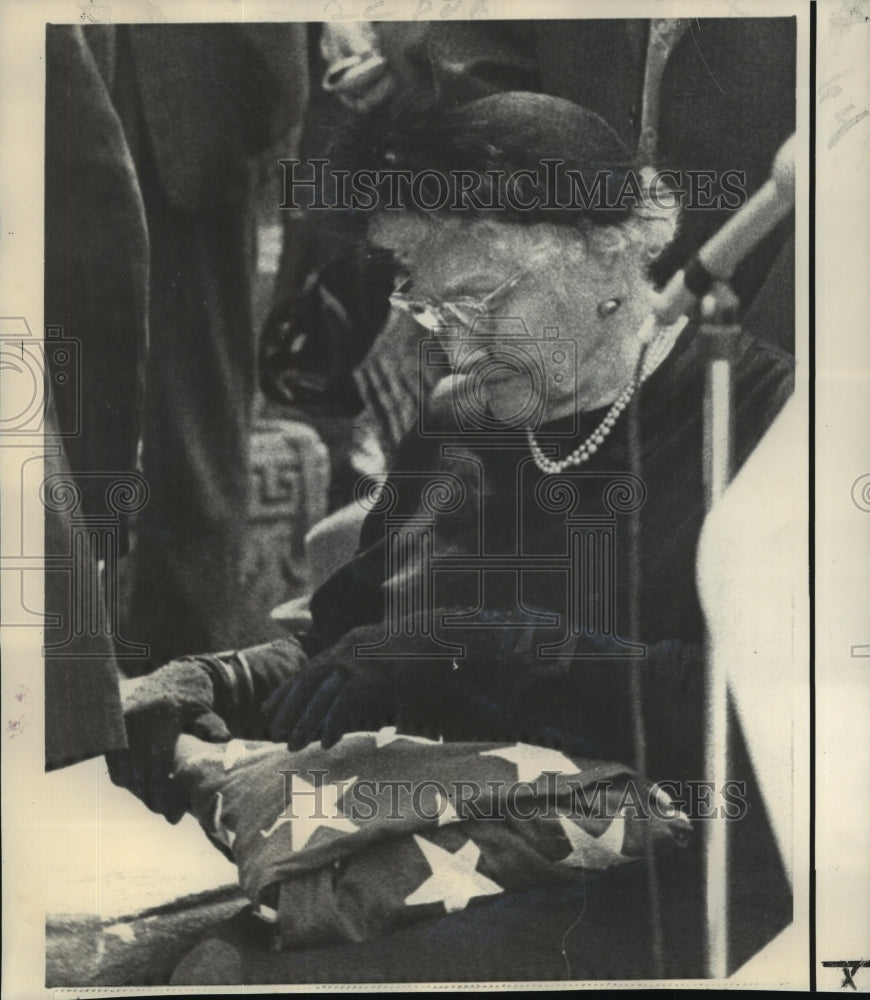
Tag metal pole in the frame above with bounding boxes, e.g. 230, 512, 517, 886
700, 316, 741, 979
626, 356, 665, 978
646, 135, 793, 979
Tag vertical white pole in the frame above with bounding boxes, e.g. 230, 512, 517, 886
704, 351, 733, 979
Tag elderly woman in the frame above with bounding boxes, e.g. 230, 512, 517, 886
112, 94, 794, 983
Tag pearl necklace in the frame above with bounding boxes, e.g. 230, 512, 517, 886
527, 323, 679, 475
527, 384, 636, 474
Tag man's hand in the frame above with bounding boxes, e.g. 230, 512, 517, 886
106, 659, 231, 823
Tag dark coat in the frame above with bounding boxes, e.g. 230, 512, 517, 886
42, 22, 309, 761
251, 323, 795, 976
126, 23, 308, 211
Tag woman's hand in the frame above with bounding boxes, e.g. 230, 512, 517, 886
262, 656, 401, 751
261, 619, 471, 750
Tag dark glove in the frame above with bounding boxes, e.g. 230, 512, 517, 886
262, 604, 508, 750
106, 659, 231, 823
263, 606, 471, 749
261, 656, 395, 751
262, 644, 590, 752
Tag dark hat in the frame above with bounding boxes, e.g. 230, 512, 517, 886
447, 91, 631, 170
332, 90, 639, 225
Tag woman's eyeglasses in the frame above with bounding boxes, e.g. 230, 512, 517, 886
388, 271, 526, 332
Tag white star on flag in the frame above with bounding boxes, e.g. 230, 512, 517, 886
557, 810, 629, 870
211, 793, 236, 852
174, 738, 281, 774
479, 743, 581, 783
333, 726, 442, 749
433, 788, 461, 827
260, 774, 359, 850
173, 739, 221, 771
374, 726, 443, 748
222, 740, 282, 771
405, 835, 503, 913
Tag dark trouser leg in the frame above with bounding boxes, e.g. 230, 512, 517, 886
127, 167, 256, 670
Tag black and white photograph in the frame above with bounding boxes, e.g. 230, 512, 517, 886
0, 0, 865, 992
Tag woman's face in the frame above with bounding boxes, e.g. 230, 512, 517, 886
370, 213, 655, 425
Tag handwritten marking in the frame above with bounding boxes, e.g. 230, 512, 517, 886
818, 70, 851, 102
821, 960, 870, 990
831, 0, 870, 25
819, 71, 869, 149
829, 104, 869, 148
324, 0, 353, 20
440, 0, 463, 17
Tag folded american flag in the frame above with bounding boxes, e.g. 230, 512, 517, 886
173, 730, 690, 951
